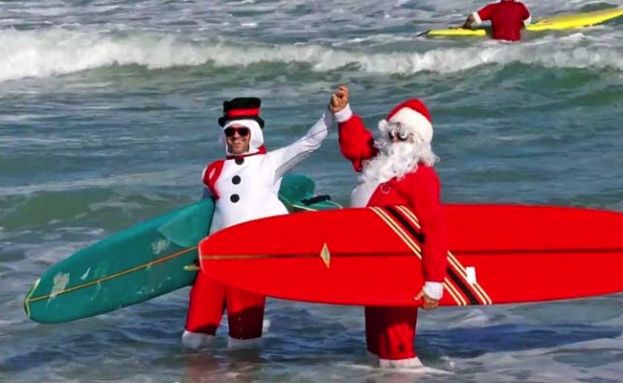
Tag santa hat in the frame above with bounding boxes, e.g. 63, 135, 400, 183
382, 99, 433, 144
218, 97, 265, 155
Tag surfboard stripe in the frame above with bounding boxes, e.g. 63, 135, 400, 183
393, 205, 493, 305
203, 250, 459, 260
369, 207, 423, 258
384, 206, 426, 244
26, 246, 197, 303
23, 279, 40, 318
447, 251, 493, 305
388, 206, 483, 306
442, 277, 468, 306
451, 248, 623, 255
446, 269, 479, 305
395, 205, 422, 229
446, 252, 489, 302
372, 206, 467, 306
399, 206, 491, 304
379, 206, 469, 306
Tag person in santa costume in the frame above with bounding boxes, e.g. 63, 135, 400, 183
462, 0, 531, 42
183, 96, 335, 349
330, 85, 448, 368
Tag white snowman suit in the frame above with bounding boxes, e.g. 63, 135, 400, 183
183, 101, 334, 349
205, 114, 332, 231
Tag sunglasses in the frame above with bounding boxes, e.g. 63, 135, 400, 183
224, 127, 250, 137
388, 130, 411, 142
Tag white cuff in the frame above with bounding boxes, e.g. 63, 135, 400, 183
423, 281, 444, 300
379, 357, 422, 369
472, 12, 482, 25
182, 330, 214, 350
523, 15, 532, 26
334, 104, 353, 123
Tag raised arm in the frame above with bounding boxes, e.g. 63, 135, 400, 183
268, 109, 334, 180
331, 85, 378, 172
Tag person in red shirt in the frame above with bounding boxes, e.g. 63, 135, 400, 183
462, 0, 531, 41
330, 85, 448, 368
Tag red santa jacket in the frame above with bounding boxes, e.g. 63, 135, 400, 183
474, 0, 531, 42
338, 113, 448, 284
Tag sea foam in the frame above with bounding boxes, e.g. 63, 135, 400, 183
1, 27, 622, 84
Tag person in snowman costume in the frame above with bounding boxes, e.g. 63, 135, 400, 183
183, 94, 337, 349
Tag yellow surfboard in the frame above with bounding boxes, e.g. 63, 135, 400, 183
425, 7, 623, 37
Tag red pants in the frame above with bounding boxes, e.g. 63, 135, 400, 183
365, 306, 419, 360
185, 271, 266, 339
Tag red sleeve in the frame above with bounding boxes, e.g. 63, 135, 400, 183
477, 4, 495, 21
202, 159, 225, 198
338, 115, 378, 173
520, 3, 530, 20
404, 167, 447, 283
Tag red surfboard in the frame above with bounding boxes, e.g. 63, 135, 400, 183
199, 204, 623, 307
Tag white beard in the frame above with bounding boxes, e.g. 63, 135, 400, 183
360, 139, 438, 186
350, 137, 438, 207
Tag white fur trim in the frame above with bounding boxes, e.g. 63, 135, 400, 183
388, 108, 433, 144
223, 119, 264, 155
182, 330, 214, 350
423, 281, 444, 300
379, 357, 423, 369
334, 104, 353, 123
351, 181, 379, 208
523, 14, 532, 26
368, 352, 423, 369
228, 336, 262, 349
472, 11, 482, 25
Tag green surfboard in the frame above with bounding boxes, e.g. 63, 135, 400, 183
24, 174, 340, 324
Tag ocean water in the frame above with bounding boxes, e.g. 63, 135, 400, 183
2, 0, 623, 382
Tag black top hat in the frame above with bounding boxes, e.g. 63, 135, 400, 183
218, 97, 265, 128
